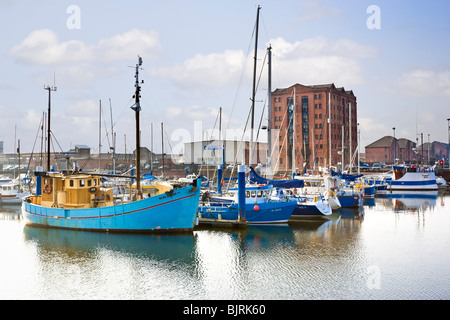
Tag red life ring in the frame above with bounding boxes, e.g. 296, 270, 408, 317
43, 184, 52, 194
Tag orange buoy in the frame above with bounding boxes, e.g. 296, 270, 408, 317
254, 205, 259, 211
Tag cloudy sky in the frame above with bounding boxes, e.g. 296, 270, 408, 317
1, 0, 449, 156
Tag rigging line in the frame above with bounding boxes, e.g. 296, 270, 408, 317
253, 50, 269, 144
101, 103, 111, 149
197, 108, 221, 177
25, 116, 45, 178
226, 106, 252, 189
48, 132, 63, 172
255, 94, 267, 144
271, 92, 294, 174
311, 106, 329, 170
224, 20, 257, 139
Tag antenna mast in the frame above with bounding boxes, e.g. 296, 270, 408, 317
44, 84, 57, 172
131, 56, 143, 198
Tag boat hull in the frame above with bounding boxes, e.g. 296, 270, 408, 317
22, 182, 200, 233
198, 201, 296, 224
364, 185, 376, 197
388, 172, 438, 191
338, 194, 363, 208
290, 202, 332, 219
1, 192, 32, 204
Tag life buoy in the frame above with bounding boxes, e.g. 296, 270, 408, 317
89, 187, 97, 193
43, 184, 52, 194
221, 178, 225, 186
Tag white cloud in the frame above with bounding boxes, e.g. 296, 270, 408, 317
8, 28, 161, 87
149, 36, 377, 91
9, 28, 161, 65
150, 50, 246, 89
270, 36, 378, 87
395, 69, 450, 97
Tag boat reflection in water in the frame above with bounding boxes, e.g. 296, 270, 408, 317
376, 190, 438, 212
23, 225, 197, 263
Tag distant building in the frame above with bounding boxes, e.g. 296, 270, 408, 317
416, 141, 449, 163
183, 140, 267, 166
364, 136, 417, 164
271, 83, 357, 171
365, 136, 396, 164
365, 136, 448, 164
0, 141, 3, 154
64, 145, 91, 158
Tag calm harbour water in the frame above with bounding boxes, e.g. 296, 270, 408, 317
1, 190, 449, 300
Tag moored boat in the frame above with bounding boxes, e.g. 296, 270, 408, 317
198, 183, 296, 224
22, 57, 201, 233
0, 175, 32, 204
23, 172, 200, 232
293, 175, 341, 210
387, 165, 438, 191
278, 189, 332, 219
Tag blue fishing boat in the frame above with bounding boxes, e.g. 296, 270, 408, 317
23, 173, 200, 232
198, 184, 296, 224
22, 57, 201, 233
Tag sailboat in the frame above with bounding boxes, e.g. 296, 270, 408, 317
22, 57, 201, 233
197, 6, 297, 224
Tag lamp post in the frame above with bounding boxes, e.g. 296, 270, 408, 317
392, 127, 396, 165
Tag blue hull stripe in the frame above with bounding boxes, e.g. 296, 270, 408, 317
22, 183, 201, 232
390, 180, 436, 186
24, 194, 196, 220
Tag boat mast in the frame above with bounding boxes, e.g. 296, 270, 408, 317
161, 122, 165, 179
44, 84, 57, 172
267, 45, 272, 178
99, 100, 102, 171
292, 86, 296, 175
109, 99, 116, 174
250, 5, 261, 167
328, 91, 331, 170
132, 56, 143, 198
349, 102, 352, 173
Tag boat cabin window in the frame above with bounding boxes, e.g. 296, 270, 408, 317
257, 191, 263, 198
251, 191, 256, 198
88, 179, 92, 187
79, 180, 85, 187
246, 191, 250, 198
69, 180, 74, 187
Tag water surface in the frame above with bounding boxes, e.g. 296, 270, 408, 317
1, 190, 449, 300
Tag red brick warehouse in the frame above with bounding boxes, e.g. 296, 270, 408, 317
271, 83, 357, 171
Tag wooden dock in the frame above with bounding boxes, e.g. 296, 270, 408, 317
197, 217, 247, 229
